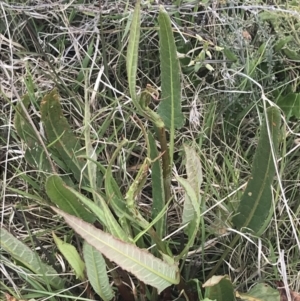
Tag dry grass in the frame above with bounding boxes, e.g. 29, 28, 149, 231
1, 0, 300, 299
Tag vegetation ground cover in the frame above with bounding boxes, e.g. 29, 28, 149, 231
1, 0, 300, 300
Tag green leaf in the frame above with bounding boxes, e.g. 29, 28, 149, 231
14, 95, 52, 172
149, 132, 165, 239
238, 283, 280, 301
283, 48, 300, 60
274, 36, 293, 52
46, 175, 96, 223
232, 107, 281, 235
157, 7, 184, 129
66, 185, 131, 243
52, 207, 180, 293
203, 275, 235, 301
277, 93, 300, 120
52, 232, 85, 281
182, 145, 202, 225
83, 242, 115, 301
0, 227, 64, 289
126, 0, 141, 105
104, 140, 133, 235
157, 7, 185, 164
40, 89, 88, 185
176, 176, 201, 259
223, 48, 238, 62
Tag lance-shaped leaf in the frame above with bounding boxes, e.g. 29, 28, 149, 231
176, 176, 201, 259
157, 7, 184, 131
46, 175, 96, 223
232, 107, 281, 235
149, 132, 165, 239
14, 95, 52, 172
83, 242, 115, 301
0, 227, 64, 289
157, 7, 184, 167
126, 0, 141, 106
52, 207, 180, 293
53, 232, 85, 281
181, 145, 202, 225
40, 89, 88, 185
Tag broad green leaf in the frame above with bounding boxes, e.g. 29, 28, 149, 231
157, 7, 184, 133
126, 0, 141, 106
46, 175, 96, 223
0, 227, 64, 289
149, 132, 165, 239
52, 207, 180, 293
83, 242, 115, 301
277, 93, 300, 120
232, 107, 281, 235
237, 283, 280, 301
40, 89, 88, 185
14, 95, 52, 172
203, 275, 235, 301
52, 232, 85, 281
182, 145, 202, 225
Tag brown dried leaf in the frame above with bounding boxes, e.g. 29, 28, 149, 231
277, 281, 300, 301
5, 293, 26, 301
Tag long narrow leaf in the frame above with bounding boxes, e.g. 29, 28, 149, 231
176, 176, 201, 259
40, 89, 88, 185
157, 7, 184, 166
182, 145, 202, 225
126, 0, 141, 105
149, 132, 165, 239
0, 227, 64, 289
52, 207, 180, 293
83, 242, 115, 301
14, 95, 52, 172
232, 107, 281, 235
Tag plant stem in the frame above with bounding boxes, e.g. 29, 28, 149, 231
207, 233, 240, 279
157, 126, 171, 204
